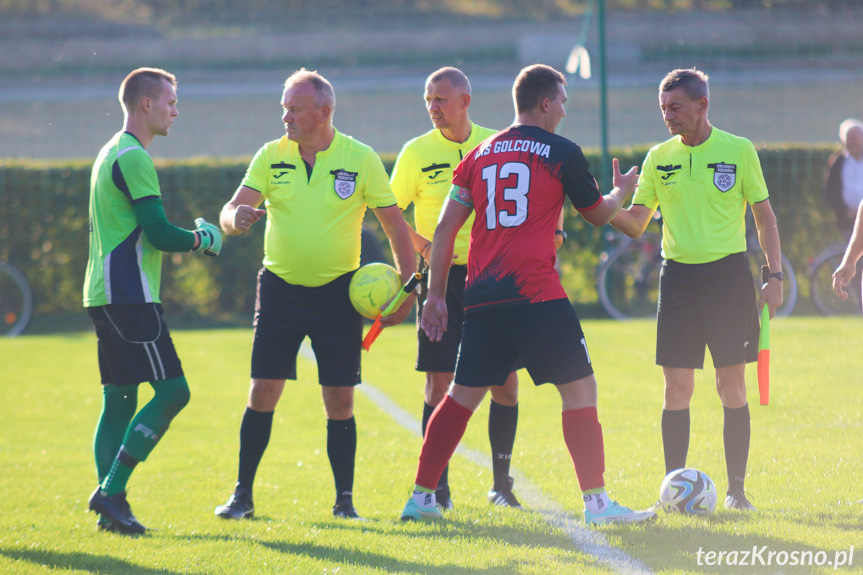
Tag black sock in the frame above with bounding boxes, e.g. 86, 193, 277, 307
488, 400, 518, 490
421, 401, 435, 437
422, 402, 449, 489
237, 407, 274, 494
327, 416, 356, 502
661, 408, 690, 474
723, 404, 750, 495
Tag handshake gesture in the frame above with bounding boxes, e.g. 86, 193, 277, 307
194, 217, 222, 256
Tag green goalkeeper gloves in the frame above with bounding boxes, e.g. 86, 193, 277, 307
194, 218, 222, 256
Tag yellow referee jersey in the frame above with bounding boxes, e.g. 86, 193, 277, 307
391, 123, 497, 266
633, 127, 770, 264
242, 129, 396, 287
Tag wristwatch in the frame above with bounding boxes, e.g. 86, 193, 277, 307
555, 230, 567, 244
768, 271, 785, 281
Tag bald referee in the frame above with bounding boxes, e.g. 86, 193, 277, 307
214, 69, 416, 521
611, 68, 784, 511
391, 67, 540, 510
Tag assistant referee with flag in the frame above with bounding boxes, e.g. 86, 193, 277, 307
611, 68, 784, 512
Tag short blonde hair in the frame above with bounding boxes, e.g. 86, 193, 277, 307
426, 67, 471, 96
285, 68, 335, 111
119, 68, 176, 113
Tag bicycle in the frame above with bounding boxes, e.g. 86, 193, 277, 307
596, 214, 797, 320
809, 243, 862, 316
596, 228, 662, 320
0, 262, 33, 337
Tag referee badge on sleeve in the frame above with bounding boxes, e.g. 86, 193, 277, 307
331, 169, 358, 199
708, 162, 737, 192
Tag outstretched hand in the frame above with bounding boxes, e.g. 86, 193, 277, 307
194, 218, 222, 256
612, 157, 639, 197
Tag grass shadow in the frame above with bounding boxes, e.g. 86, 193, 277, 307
311, 512, 580, 552
0, 547, 194, 575
257, 539, 539, 575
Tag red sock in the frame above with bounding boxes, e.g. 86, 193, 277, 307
562, 407, 605, 492
415, 396, 473, 490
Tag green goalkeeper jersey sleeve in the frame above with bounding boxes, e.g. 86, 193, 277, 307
133, 197, 197, 253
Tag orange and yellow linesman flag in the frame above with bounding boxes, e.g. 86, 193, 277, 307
757, 266, 770, 406
362, 272, 423, 352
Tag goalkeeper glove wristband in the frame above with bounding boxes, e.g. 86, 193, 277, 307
194, 217, 222, 256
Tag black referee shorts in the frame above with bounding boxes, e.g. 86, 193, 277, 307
87, 303, 183, 386
415, 263, 467, 373
251, 267, 363, 386
454, 299, 594, 388
656, 253, 760, 369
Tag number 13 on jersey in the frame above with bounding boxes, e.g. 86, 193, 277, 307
481, 162, 531, 229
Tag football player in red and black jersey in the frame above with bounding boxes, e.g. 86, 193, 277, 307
400, 64, 656, 525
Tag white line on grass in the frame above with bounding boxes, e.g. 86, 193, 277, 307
298, 343, 652, 574
358, 381, 654, 575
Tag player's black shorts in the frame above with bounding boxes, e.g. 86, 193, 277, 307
251, 267, 362, 386
416, 263, 467, 373
454, 298, 594, 388
656, 253, 760, 369
87, 303, 183, 386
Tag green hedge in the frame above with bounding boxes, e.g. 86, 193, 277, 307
0, 144, 839, 326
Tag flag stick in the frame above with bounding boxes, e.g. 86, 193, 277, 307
362, 272, 422, 351
758, 265, 771, 405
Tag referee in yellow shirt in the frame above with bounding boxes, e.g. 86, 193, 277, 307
214, 69, 416, 521
392, 67, 556, 509
612, 68, 784, 512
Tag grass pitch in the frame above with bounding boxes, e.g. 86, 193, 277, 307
1, 317, 861, 574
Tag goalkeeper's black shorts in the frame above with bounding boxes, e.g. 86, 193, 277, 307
87, 303, 183, 386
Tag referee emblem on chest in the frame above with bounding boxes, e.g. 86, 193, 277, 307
708, 162, 737, 192
331, 169, 358, 199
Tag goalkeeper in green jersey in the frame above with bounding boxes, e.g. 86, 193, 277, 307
84, 67, 222, 535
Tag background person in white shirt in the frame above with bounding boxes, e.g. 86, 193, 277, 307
824, 118, 863, 239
